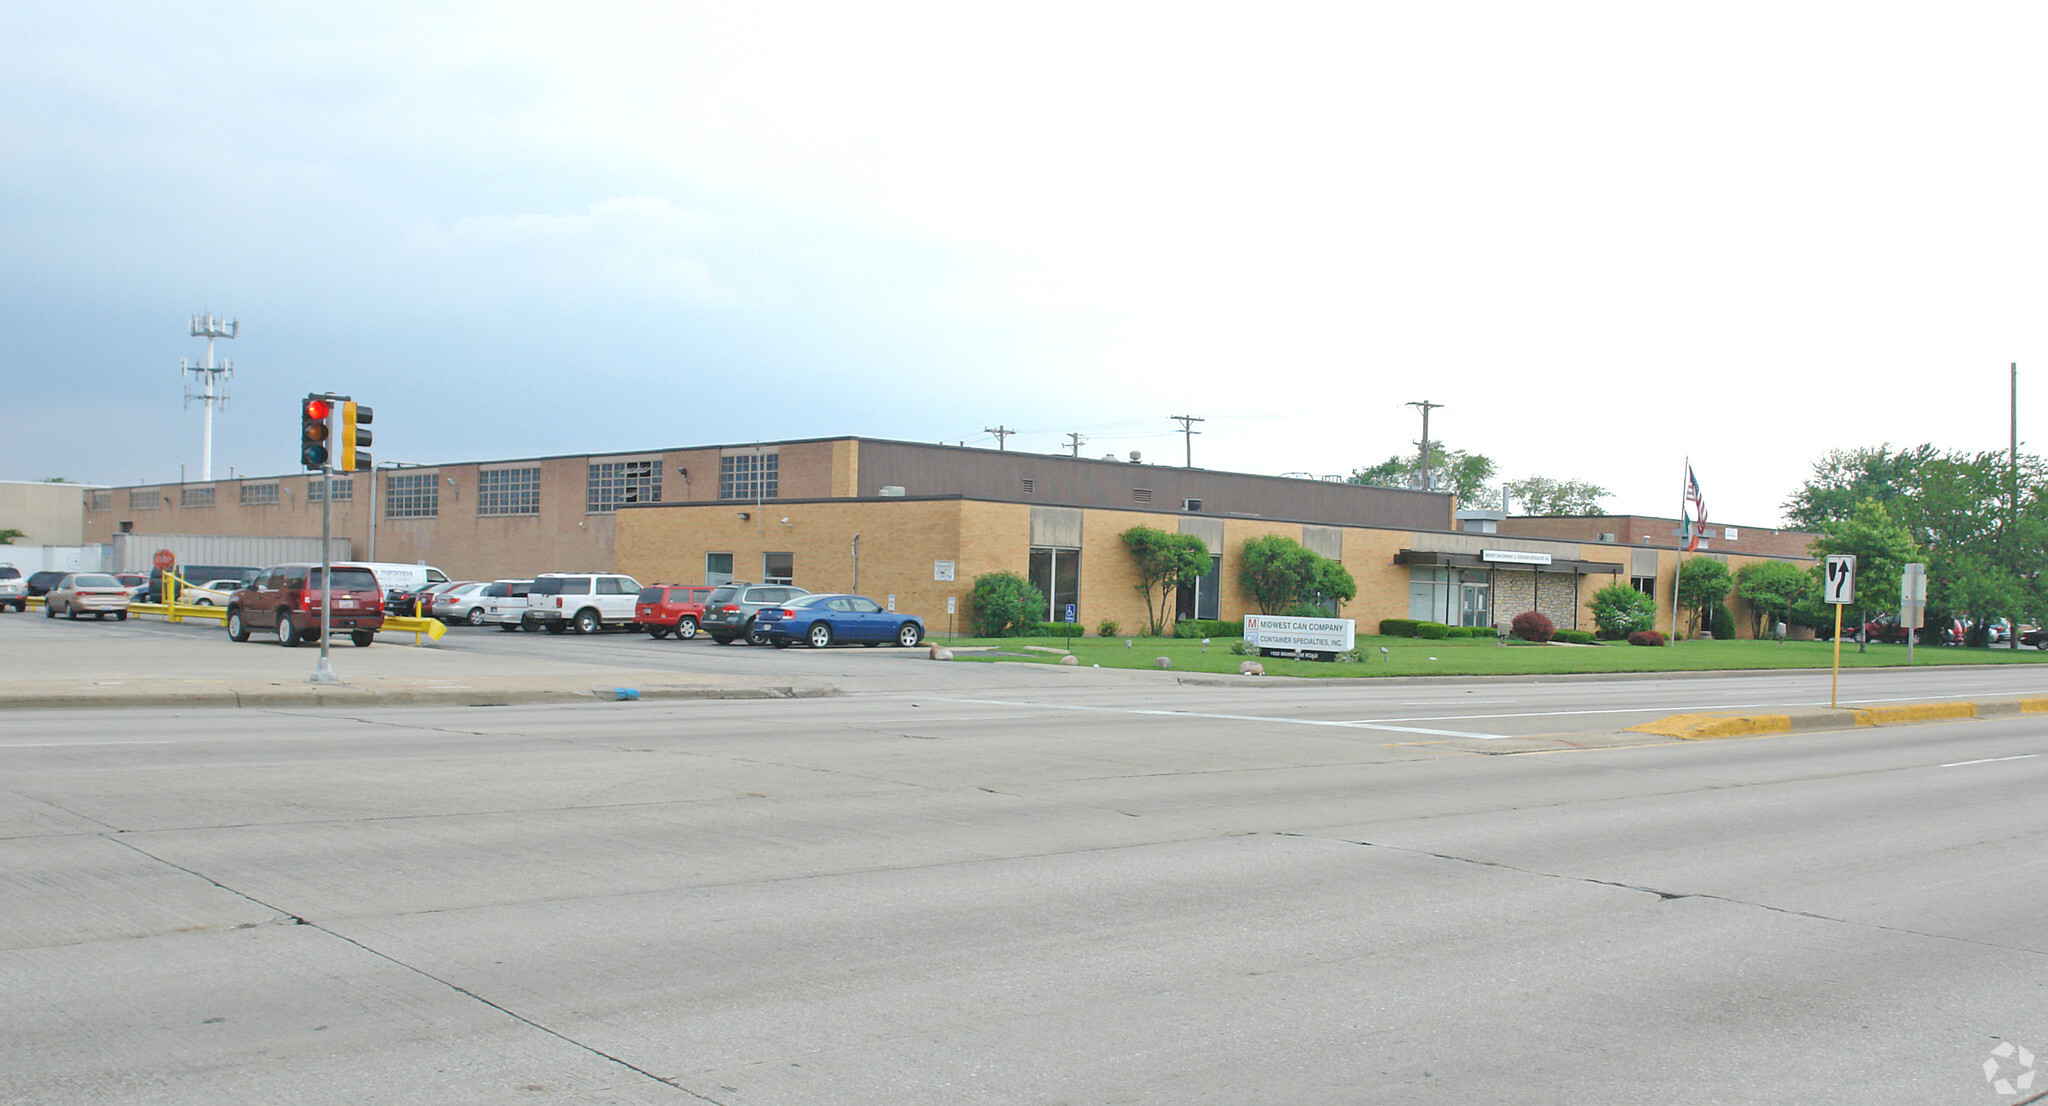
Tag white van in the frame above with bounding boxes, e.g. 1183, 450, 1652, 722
352, 562, 450, 611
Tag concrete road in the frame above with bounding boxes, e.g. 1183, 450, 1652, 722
4, 671, 2047, 1104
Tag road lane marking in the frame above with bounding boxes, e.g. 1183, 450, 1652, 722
0, 740, 178, 748
1941, 754, 2039, 768
1341, 702, 1775, 724
922, 697, 1506, 739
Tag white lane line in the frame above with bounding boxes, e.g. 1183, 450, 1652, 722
1941, 754, 2039, 768
1341, 702, 1775, 724
922, 697, 1506, 739
0, 740, 178, 748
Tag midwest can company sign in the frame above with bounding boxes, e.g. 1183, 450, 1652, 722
1243, 614, 1356, 654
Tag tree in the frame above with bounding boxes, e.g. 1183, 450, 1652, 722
1733, 560, 1811, 638
1675, 556, 1732, 637
1237, 534, 1354, 615
1502, 476, 1610, 516
1119, 526, 1212, 636
0, 528, 22, 545
967, 571, 1046, 637
1349, 443, 1497, 501
1589, 582, 1658, 639
1808, 498, 1921, 652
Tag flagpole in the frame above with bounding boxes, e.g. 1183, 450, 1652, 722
1671, 458, 1688, 641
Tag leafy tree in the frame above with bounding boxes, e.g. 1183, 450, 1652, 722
1237, 534, 1355, 615
1589, 582, 1658, 639
0, 528, 22, 545
1781, 445, 1938, 531
1675, 556, 1732, 637
1733, 560, 1811, 638
967, 571, 1045, 638
1503, 476, 1610, 516
1349, 443, 1497, 501
1119, 525, 1212, 636
1808, 499, 1921, 652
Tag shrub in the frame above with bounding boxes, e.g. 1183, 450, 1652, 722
1177, 619, 1243, 639
1379, 619, 1421, 637
1096, 618, 1120, 638
1416, 621, 1451, 639
1510, 611, 1556, 643
1229, 639, 1256, 655
1458, 626, 1496, 638
968, 572, 1046, 637
1627, 629, 1668, 646
1590, 582, 1658, 639
1284, 602, 1335, 619
1711, 602, 1737, 641
1553, 629, 1595, 644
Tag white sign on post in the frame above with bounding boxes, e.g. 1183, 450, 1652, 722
1824, 554, 1856, 605
1901, 562, 1926, 626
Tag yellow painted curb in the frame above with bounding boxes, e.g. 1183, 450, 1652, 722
2020, 698, 2048, 714
1626, 712, 1795, 741
1851, 701, 1977, 726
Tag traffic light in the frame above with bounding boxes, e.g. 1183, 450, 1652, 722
301, 395, 334, 469
339, 401, 373, 472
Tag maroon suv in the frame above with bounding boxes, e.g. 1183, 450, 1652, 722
635, 584, 715, 640
225, 563, 386, 647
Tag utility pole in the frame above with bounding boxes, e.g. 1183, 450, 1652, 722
1065, 432, 1087, 458
985, 425, 1014, 451
1170, 414, 1204, 468
2011, 363, 2020, 650
1406, 399, 1444, 491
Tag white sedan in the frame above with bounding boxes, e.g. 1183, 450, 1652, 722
177, 578, 246, 606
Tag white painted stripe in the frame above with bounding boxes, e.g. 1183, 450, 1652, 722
922, 697, 1506, 739
1940, 754, 2039, 768
0, 740, 178, 748
1342, 702, 1775, 724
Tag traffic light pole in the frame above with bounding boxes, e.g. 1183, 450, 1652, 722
310, 463, 340, 684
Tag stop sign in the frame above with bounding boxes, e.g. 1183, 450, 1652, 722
152, 549, 175, 572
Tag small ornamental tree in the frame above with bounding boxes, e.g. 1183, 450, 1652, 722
1238, 534, 1356, 615
1120, 525, 1213, 636
1734, 559, 1812, 638
967, 571, 1045, 637
1589, 582, 1658, 639
1675, 556, 1733, 637
1509, 610, 1556, 642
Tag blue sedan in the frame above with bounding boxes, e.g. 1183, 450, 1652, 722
755, 593, 925, 649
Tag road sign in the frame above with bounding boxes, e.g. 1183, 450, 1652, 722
1900, 563, 1926, 626
1064, 603, 1077, 623
152, 549, 175, 571
1824, 555, 1856, 605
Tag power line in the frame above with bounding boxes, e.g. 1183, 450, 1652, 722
1065, 432, 1087, 457
984, 425, 1014, 451
1406, 399, 1444, 491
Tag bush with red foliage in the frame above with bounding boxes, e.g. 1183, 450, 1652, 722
1627, 629, 1668, 647
1509, 610, 1555, 643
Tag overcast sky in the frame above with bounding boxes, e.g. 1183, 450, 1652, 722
4, 3, 2043, 528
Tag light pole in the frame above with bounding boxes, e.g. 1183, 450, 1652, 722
368, 461, 422, 562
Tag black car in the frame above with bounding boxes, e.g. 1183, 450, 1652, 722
24, 570, 69, 597
700, 583, 811, 645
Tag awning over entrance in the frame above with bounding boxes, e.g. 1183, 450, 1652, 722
1394, 549, 1624, 575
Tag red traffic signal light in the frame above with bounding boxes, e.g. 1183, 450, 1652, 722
301, 395, 335, 469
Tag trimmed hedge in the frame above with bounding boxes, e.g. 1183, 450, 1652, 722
1416, 622, 1451, 639
1176, 619, 1244, 639
1379, 619, 1421, 637
1510, 610, 1556, 643
1553, 629, 1596, 644
1628, 629, 1668, 646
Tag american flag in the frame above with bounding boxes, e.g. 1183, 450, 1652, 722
1683, 464, 1707, 552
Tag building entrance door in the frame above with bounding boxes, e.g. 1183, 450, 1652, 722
1459, 582, 1490, 628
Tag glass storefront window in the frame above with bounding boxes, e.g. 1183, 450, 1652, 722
1028, 547, 1080, 622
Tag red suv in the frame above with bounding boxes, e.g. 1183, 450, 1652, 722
225, 563, 386, 647
636, 584, 715, 640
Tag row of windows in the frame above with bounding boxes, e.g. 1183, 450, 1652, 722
720, 452, 778, 501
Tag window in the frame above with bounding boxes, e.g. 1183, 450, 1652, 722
1177, 554, 1223, 621
89, 490, 111, 511
180, 486, 215, 508
477, 467, 540, 516
763, 552, 794, 586
1631, 575, 1657, 599
587, 459, 661, 513
1029, 547, 1080, 622
385, 472, 437, 518
240, 483, 279, 506
706, 553, 734, 586
719, 451, 778, 500
1408, 567, 1490, 626
128, 489, 159, 510
597, 577, 634, 595
308, 476, 353, 502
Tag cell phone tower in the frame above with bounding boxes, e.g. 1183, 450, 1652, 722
182, 313, 237, 482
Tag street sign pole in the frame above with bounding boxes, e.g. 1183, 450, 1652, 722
311, 462, 339, 684
1825, 554, 1856, 709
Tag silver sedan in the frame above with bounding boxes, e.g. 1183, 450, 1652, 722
43, 573, 133, 621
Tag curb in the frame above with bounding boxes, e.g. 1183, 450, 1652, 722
1627, 695, 2048, 741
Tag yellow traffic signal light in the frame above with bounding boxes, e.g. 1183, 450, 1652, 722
339, 401, 374, 472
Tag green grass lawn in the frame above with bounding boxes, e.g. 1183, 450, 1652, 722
936, 633, 2048, 679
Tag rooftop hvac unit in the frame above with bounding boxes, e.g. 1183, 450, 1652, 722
878, 485, 906, 497
1184, 498, 1202, 512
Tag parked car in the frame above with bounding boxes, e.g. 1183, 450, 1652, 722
427, 581, 491, 625
479, 579, 533, 630
145, 565, 259, 603
522, 572, 644, 634
351, 562, 452, 615
176, 578, 248, 606
636, 584, 716, 640
113, 573, 151, 599
24, 570, 68, 597
700, 583, 811, 645
0, 566, 24, 612
225, 563, 386, 647
43, 573, 133, 621
754, 593, 924, 649
1862, 612, 1963, 645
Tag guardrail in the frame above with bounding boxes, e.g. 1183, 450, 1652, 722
37, 595, 447, 645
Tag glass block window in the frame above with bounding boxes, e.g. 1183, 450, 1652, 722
477, 467, 541, 516
719, 452, 779, 500
89, 490, 112, 511
180, 486, 216, 508
239, 483, 280, 506
307, 476, 354, 502
128, 489, 159, 510
385, 472, 437, 518
587, 459, 661, 513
